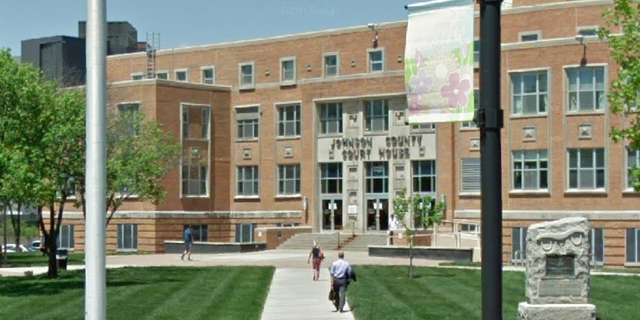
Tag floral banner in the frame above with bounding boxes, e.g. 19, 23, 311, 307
405, 0, 475, 123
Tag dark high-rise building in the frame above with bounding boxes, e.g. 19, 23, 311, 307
20, 36, 86, 87
78, 21, 140, 55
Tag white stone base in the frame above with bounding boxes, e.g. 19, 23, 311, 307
518, 302, 596, 320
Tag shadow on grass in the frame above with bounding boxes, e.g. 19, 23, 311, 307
0, 270, 181, 297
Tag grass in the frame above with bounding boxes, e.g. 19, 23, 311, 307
437, 260, 640, 274
347, 265, 640, 320
0, 266, 274, 320
1, 252, 85, 267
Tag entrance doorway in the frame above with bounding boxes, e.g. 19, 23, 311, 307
321, 199, 343, 231
366, 198, 389, 231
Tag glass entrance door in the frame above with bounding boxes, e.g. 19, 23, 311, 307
366, 198, 389, 231
321, 199, 343, 231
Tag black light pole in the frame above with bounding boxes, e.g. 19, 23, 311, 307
477, 0, 504, 319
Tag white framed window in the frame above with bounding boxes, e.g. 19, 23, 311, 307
519, 31, 541, 42
577, 26, 599, 36
117, 224, 137, 250
278, 164, 301, 195
239, 62, 255, 89
412, 160, 437, 194
461, 157, 481, 193
627, 148, 640, 190
181, 104, 210, 140
364, 99, 389, 132
237, 166, 259, 196
365, 162, 388, 194
567, 67, 605, 112
131, 72, 144, 80
181, 164, 208, 196
320, 163, 342, 194
323, 53, 339, 77
185, 224, 208, 242
319, 102, 342, 134
412, 123, 436, 131
277, 104, 301, 137
201, 66, 215, 84
589, 228, 604, 265
236, 106, 260, 140
57, 225, 74, 249
367, 49, 384, 72
512, 227, 527, 260
567, 148, 605, 190
155, 70, 169, 80
174, 68, 188, 82
280, 57, 296, 84
117, 102, 140, 136
512, 150, 549, 190
235, 223, 257, 243
461, 89, 479, 128
511, 71, 548, 115
626, 228, 640, 263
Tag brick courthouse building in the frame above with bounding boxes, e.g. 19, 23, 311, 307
58, 0, 640, 266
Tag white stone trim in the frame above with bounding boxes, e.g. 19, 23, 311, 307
174, 68, 189, 82
61, 210, 303, 219
456, 210, 640, 220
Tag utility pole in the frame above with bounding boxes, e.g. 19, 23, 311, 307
477, 0, 504, 319
85, 0, 107, 319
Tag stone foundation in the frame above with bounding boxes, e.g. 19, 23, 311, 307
518, 302, 596, 320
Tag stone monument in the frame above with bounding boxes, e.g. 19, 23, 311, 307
518, 217, 597, 320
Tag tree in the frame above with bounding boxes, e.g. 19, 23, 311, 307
412, 194, 445, 231
76, 107, 182, 225
599, 1, 640, 189
392, 188, 415, 278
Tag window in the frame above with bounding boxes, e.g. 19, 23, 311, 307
365, 162, 388, 193
321, 163, 342, 194
474, 39, 480, 63
201, 66, 215, 84
175, 69, 188, 82
235, 223, 257, 243
131, 72, 143, 80
278, 164, 301, 195
461, 90, 479, 128
185, 224, 208, 242
280, 58, 296, 84
156, 71, 169, 80
181, 105, 210, 139
236, 106, 260, 140
512, 150, 548, 190
512, 227, 527, 260
117, 224, 137, 250
320, 103, 342, 134
117, 102, 140, 136
237, 166, 259, 196
577, 26, 598, 36
460, 224, 478, 232
368, 50, 384, 72
512, 71, 548, 115
324, 53, 338, 77
568, 148, 605, 190
182, 164, 208, 196
364, 99, 389, 132
589, 228, 604, 265
277, 104, 301, 137
627, 228, 640, 263
57, 225, 74, 249
567, 67, 605, 111
412, 123, 436, 131
239, 62, 254, 88
412, 160, 437, 194
626, 148, 639, 190
519, 32, 540, 42
461, 157, 481, 193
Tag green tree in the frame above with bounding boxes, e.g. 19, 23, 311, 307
392, 188, 415, 278
412, 194, 445, 230
599, 1, 640, 189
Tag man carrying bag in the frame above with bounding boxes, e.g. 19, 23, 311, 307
329, 251, 356, 313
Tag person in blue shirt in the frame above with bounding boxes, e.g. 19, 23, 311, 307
329, 251, 356, 313
181, 225, 194, 261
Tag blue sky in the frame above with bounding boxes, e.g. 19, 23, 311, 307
0, 0, 411, 56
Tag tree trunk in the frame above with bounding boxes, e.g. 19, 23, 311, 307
10, 204, 22, 249
408, 234, 414, 279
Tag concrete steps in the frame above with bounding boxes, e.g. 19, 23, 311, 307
339, 234, 387, 251
276, 233, 343, 250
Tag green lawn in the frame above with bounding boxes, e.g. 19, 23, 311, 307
0, 266, 274, 320
1, 252, 85, 267
347, 265, 640, 320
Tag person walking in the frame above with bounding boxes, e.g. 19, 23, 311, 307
329, 251, 355, 313
307, 240, 324, 281
181, 225, 194, 261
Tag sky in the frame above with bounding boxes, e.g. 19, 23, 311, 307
0, 0, 411, 57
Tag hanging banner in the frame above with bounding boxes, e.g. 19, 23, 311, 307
405, 0, 475, 123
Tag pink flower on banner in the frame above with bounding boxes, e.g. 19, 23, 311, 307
410, 68, 433, 94
408, 92, 421, 111
440, 72, 471, 109
415, 49, 424, 68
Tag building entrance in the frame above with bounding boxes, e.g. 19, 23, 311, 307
321, 199, 343, 231
366, 198, 389, 231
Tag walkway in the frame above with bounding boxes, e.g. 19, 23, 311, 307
260, 268, 354, 320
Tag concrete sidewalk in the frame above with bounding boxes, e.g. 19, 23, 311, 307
260, 268, 354, 320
